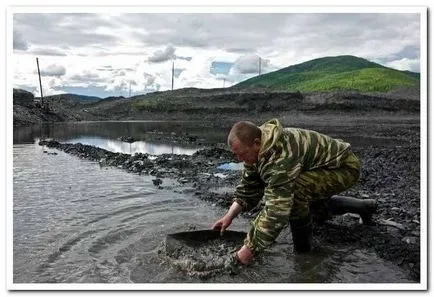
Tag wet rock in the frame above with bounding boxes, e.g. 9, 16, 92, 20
43, 150, 58, 155
118, 136, 135, 143
39, 139, 60, 147
188, 136, 198, 142
192, 147, 237, 162
178, 178, 190, 184
152, 178, 163, 186
411, 230, 420, 237
401, 236, 418, 245
173, 187, 195, 194
378, 219, 407, 230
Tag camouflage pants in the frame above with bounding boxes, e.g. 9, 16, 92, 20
289, 151, 361, 221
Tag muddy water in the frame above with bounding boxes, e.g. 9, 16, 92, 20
12, 121, 415, 283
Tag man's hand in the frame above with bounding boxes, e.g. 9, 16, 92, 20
212, 215, 233, 236
211, 201, 243, 235
235, 245, 253, 265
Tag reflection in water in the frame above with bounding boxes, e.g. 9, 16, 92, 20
13, 121, 229, 146
217, 162, 244, 171
65, 136, 199, 155
14, 121, 230, 155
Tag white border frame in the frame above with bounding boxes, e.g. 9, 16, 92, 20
6, 5, 428, 291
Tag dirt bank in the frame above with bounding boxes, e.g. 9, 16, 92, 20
14, 88, 420, 127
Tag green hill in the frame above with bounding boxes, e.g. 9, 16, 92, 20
233, 55, 420, 92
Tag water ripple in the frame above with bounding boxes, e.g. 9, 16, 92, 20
13, 142, 414, 284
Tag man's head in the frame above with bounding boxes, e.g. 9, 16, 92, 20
227, 121, 262, 165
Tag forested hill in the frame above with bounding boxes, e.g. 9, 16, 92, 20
233, 55, 420, 93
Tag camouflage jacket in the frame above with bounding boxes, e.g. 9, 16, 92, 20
233, 119, 351, 253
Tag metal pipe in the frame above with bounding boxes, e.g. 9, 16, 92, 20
36, 57, 44, 106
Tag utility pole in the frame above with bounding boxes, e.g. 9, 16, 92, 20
223, 78, 225, 88
258, 57, 261, 76
129, 81, 131, 97
36, 57, 44, 106
171, 61, 174, 90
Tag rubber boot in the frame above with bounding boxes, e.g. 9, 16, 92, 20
328, 195, 377, 225
289, 214, 313, 253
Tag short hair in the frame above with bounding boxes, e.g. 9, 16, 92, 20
227, 121, 261, 146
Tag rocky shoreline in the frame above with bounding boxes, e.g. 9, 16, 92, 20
38, 130, 421, 281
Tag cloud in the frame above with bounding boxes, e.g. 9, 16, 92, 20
116, 70, 126, 77
176, 56, 192, 61
385, 58, 420, 73
69, 71, 104, 83
13, 13, 121, 55
392, 45, 420, 61
226, 47, 254, 54
97, 65, 114, 71
29, 47, 67, 56
231, 54, 271, 75
13, 30, 28, 50
174, 55, 234, 89
143, 72, 156, 86
125, 14, 281, 51
107, 81, 126, 92
13, 13, 421, 62
36, 64, 66, 77
148, 45, 176, 63
376, 45, 420, 65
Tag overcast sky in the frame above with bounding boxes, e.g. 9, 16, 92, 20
12, 11, 422, 98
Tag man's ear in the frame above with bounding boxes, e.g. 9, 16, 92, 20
253, 138, 261, 147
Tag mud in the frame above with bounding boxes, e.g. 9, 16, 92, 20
158, 230, 246, 278
37, 114, 421, 281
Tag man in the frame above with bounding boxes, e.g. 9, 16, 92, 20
212, 119, 377, 266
